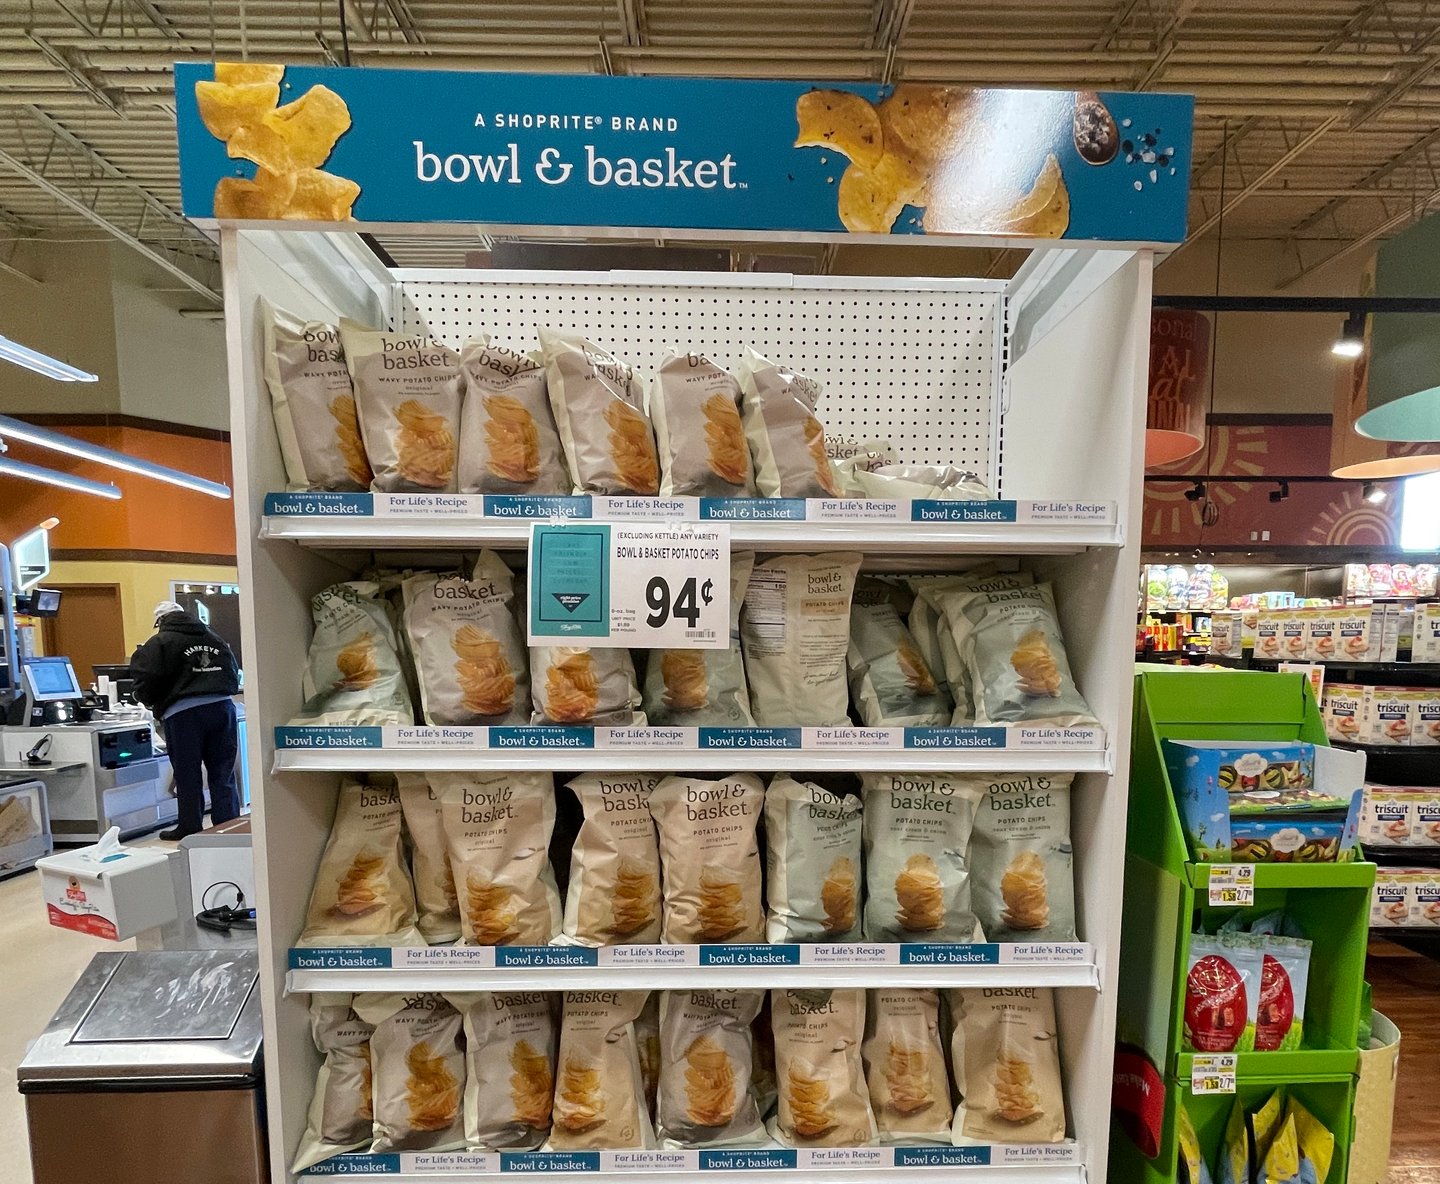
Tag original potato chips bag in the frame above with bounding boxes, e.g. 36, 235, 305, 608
292, 581, 415, 726
969, 773, 1076, 943
649, 774, 765, 943
435, 771, 562, 946
300, 776, 423, 946
261, 300, 371, 491
861, 773, 984, 942
764, 776, 864, 943
651, 351, 756, 497
292, 994, 376, 1171
770, 988, 877, 1147
340, 321, 462, 492
736, 348, 842, 498
457, 991, 558, 1150
538, 330, 659, 495
741, 552, 862, 726
862, 989, 951, 1145
657, 989, 766, 1148
643, 553, 755, 726
458, 338, 568, 494
353, 993, 466, 1153
561, 773, 663, 945
402, 553, 529, 725
848, 576, 951, 726
531, 645, 644, 726
550, 990, 655, 1150
397, 772, 461, 944
946, 987, 1066, 1145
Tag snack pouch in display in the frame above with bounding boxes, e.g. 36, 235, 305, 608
397, 772, 461, 944
938, 580, 1097, 727
656, 989, 766, 1148
649, 774, 765, 943
340, 321, 462, 492
644, 553, 756, 726
352, 993, 466, 1152
456, 991, 557, 1150
637, 994, 662, 1114
1174, 1102, 1213, 1184
862, 988, 951, 1144
531, 645, 644, 726
852, 464, 991, 501
735, 347, 842, 498
1253, 937, 1312, 1052
292, 993, 377, 1171
763, 776, 863, 943
457, 337, 568, 494
402, 553, 529, 726
291, 581, 415, 726
299, 776, 423, 946
1276, 1097, 1335, 1184
946, 987, 1066, 1144
435, 771, 562, 946
261, 299, 371, 491
1215, 1098, 1250, 1184
969, 773, 1077, 942
651, 351, 756, 497
770, 988, 876, 1147
847, 577, 951, 726
561, 772, 663, 945
549, 990, 655, 1150
1184, 934, 1262, 1053
538, 330, 659, 495
740, 552, 862, 726
860, 773, 984, 942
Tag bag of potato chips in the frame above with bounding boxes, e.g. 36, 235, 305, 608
770, 988, 876, 1147
340, 321, 463, 492
561, 773, 663, 946
909, 570, 1031, 726
458, 338, 569, 495
353, 993, 466, 1153
862, 988, 951, 1145
262, 300, 371, 491
946, 987, 1066, 1145
643, 553, 755, 726
969, 773, 1076, 943
292, 581, 415, 726
649, 774, 765, 943
853, 464, 991, 501
435, 771, 562, 946
292, 993, 377, 1171
736, 348, 843, 498
651, 351, 756, 498
300, 776, 423, 947
402, 553, 529, 726
456, 991, 558, 1150
397, 772, 461, 944
741, 552, 862, 726
657, 989, 766, 1148
550, 990, 655, 1150
848, 576, 951, 726
530, 645, 643, 726
637, 994, 661, 1114
860, 773, 984, 943
539, 330, 659, 495
763, 776, 863, 943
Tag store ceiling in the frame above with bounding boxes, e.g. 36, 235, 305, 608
2, 0, 1440, 297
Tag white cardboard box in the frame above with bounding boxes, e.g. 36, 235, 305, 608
37, 841, 177, 941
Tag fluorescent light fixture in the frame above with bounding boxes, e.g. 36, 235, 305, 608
0, 454, 121, 499
0, 413, 231, 499
1331, 311, 1365, 358
1401, 471, 1440, 551
0, 334, 98, 382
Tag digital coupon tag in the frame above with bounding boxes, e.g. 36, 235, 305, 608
1191, 1053, 1237, 1095
528, 522, 729, 649
1207, 864, 1255, 907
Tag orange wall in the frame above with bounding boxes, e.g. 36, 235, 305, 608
0, 424, 236, 558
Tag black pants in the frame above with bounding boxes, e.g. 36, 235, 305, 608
165, 699, 240, 835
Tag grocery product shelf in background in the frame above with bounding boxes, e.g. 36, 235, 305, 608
284, 941, 1100, 993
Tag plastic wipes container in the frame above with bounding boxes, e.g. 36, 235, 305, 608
1348, 1011, 1400, 1184
36, 826, 176, 940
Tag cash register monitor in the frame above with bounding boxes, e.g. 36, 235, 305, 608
21, 657, 82, 702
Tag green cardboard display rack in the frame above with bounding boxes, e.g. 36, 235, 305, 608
1111, 671, 1375, 1184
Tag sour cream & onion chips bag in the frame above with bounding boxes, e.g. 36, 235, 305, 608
969, 773, 1076, 942
292, 580, 414, 726
764, 776, 863, 943
651, 351, 756, 497
353, 992, 466, 1153
848, 576, 950, 726
457, 337, 568, 494
736, 347, 843, 498
561, 773, 663, 946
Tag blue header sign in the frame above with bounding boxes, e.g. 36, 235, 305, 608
175, 63, 1192, 244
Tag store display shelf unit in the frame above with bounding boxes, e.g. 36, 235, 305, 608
227, 231, 1156, 1184
1111, 671, 1374, 1184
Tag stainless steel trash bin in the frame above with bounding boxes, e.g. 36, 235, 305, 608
18, 948, 267, 1184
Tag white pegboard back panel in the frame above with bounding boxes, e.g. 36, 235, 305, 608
390, 270, 1002, 485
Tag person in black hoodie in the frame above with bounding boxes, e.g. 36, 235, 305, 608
129, 600, 243, 840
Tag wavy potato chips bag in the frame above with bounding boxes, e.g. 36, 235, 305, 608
736, 348, 842, 498
353, 993, 466, 1153
651, 351, 756, 497
657, 989, 765, 1148
531, 645, 643, 726
458, 338, 568, 494
457, 991, 558, 1150
292, 581, 414, 726
292, 993, 376, 1171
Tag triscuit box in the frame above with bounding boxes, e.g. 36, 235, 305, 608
1413, 602, 1440, 664
1322, 683, 1365, 743
1278, 610, 1310, 662
1370, 869, 1412, 928
1305, 608, 1341, 662
1412, 689, 1440, 747
37, 837, 176, 941
1358, 785, 1418, 846
1335, 606, 1382, 662
1412, 873, 1440, 926
1414, 794, 1440, 845
1254, 611, 1283, 660
1363, 687, 1418, 746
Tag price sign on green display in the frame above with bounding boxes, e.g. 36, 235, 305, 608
1190, 1053, 1237, 1095
528, 522, 729, 649
1207, 865, 1255, 908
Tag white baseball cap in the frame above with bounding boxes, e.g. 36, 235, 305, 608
153, 600, 185, 626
